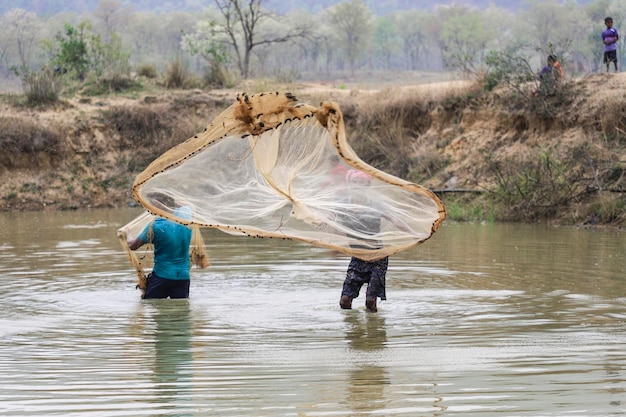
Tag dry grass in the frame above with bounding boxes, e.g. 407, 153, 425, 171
0, 116, 65, 170
164, 60, 195, 90
342, 81, 476, 180
102, 103, 197, 170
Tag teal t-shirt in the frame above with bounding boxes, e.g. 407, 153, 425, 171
139, 216, 192, 280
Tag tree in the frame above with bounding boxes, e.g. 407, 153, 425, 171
520, 0, 575, 54
53, 22, 90, 80
182, 15, 231, 85
373, 16, 400, 70
93, 0, 132, 43
1, 8, 43, 70
326, 0, 373, 76
442, 7, 493, 74
49, 20, 131, 85
210, 0, 312, 78
127, 11, 198, 71
396, 10, 433, 71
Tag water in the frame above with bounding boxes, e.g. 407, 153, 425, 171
0, 209, 625, 416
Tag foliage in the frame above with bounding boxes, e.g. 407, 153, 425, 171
442, 194, 496, 222
184, 0, 313, 79
481, 50, 537, 93
441, 5, 493, 74
476, 48, 578, 117
483, 146, 590, 221
0, 0, 619, 87
136, 63, 158, 78
326, 0, 374, 76
90, 32, 132, 80
53, 22, 91, 80
182, 20, 229, 65
36, 21, 133, 95
182, 18, 233, 87
372, 16, 400, 69
1, 8, 42, 69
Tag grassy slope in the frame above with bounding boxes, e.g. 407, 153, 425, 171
0, 74, 625, 226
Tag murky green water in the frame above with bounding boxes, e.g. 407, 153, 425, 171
0, 209, 625, 416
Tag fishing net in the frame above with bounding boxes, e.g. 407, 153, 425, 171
120, 91, 445, 281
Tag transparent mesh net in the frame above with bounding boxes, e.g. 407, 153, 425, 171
119, 92, 446, 281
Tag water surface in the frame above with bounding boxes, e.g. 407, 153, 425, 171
0, 209, 625, 416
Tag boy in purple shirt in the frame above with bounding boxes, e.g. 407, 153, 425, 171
602, 17, 619, 73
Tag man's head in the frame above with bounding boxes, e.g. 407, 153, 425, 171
605, 17, 613, 28
346, 169, 372, 186
147, 192, 177, 211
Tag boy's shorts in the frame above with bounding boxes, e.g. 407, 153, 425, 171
604, 50, 617, 64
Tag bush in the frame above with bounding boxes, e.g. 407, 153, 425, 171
203, 61, 238, 88
136, 64, 158, 79
484, 146, 589, 221
19, 67, 61, 105
52, 23, 90, 81
165, 59, 191, 89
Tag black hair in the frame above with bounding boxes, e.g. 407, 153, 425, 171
605, 17, 613, 23
147, 192, 176, 209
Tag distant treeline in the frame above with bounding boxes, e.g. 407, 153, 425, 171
0, 0, 619, 92
2, 0, 580, 16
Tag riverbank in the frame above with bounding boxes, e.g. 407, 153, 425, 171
1, 73, 625, 226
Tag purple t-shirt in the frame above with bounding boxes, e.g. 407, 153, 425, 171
602, 27, 619, 52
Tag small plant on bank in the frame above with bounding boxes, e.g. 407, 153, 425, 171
483, 146, 589, 221
165, 59, 192, 89
136, 64, 158, 79
443, 194, 496, 222
16, 66, 61, 105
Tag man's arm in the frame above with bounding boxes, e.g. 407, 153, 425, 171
126, 228, 147, 250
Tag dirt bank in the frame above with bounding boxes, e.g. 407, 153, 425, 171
1, 75, 625, 226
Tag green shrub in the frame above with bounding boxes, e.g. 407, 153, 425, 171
137, 64, 158, 79
484, 146, 587, 221
52, 23, 90, 81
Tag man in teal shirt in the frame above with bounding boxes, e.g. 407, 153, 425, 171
128, 194, 193, 299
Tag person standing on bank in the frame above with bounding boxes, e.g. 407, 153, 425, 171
127, 193, 193, 299
602, 17, 619, 73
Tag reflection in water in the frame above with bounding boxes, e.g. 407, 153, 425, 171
343, 312, 389, 415
0, 209, 625, 416
148, 300, 193, 415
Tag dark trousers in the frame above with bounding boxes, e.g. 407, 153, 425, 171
144, 272, 190, 299
341, 256, 388, 301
